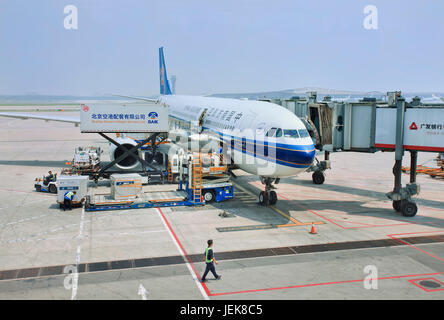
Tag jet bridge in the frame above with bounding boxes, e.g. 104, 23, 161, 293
273, 92, 444, 217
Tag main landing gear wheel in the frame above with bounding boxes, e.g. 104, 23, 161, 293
259, 191, 268, 206
312, 171, 325, 185
269, 191, 277, 205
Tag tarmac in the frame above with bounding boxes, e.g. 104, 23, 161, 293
0, 111, 443, 300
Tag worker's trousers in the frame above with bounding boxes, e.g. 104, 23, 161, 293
63, 199, 72, 211
201, 262, 218, 281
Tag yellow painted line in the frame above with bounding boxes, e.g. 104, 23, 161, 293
269, 205, 301, 224
276, 222, 324, 228
232, 181, 325, 228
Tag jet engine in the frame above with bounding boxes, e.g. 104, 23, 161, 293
109, 137, 140, 170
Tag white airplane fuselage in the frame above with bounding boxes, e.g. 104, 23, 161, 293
159, 94, 316, 178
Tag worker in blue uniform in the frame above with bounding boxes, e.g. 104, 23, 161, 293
63, 190, 76, 211
201, 239, 221, 283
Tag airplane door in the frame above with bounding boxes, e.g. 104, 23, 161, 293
197, 108, 208, 133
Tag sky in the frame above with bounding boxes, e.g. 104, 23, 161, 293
0, 0, 443, 96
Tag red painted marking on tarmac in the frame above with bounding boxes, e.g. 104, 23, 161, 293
408, 278, 444, 292
157, 183, 444, 298
156, 208, 211, 296
387, 231, 444, 263
262, 183, 435, 230
209, 272, 444, 297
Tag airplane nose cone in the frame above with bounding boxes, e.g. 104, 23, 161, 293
299, 145, 316, 165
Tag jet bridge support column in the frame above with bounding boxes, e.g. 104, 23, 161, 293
386, 97, 419, 217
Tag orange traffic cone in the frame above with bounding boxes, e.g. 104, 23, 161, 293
309, 223, 317, 234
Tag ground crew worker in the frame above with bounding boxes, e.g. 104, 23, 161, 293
44, 171, 56, 186
63, 190, 76, 211
201, 239, 221, 283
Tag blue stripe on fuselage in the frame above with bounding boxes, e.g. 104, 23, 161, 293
164, 115, 315, 169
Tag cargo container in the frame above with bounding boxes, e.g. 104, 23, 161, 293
57, 175, 89, 207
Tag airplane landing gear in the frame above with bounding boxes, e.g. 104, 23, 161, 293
259, 177, 279, 206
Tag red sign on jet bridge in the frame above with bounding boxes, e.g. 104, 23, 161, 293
409, 122, 418, 130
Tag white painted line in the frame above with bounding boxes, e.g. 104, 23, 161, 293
155, 208, 209, 300
72, 205, 86, 300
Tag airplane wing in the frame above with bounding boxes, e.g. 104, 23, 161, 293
0, 112, 80, 124
112, 94, 159, 103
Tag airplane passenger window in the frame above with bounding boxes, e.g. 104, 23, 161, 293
298, 129, 310, 138
283, 129, 300, 138
275, 128, 282, 137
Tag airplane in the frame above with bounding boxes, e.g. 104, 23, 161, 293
0, 47, 316, 205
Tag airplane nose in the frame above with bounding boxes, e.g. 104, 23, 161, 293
293, 144, 316, 166
302, 146, 316, 164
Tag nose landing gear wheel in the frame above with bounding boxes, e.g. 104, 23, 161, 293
392, 200, 401, 212
312, 171, 325, 185
401, 201, 418, 217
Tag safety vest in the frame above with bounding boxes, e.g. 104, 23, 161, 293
64, 191, 74, 200
205, 247, 213, 263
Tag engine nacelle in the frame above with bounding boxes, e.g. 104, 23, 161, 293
109, 138, 140, 170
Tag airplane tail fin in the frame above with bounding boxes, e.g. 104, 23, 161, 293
159, 47, 172, 95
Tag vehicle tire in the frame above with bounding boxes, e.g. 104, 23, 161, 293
49, 184, 57, 194
35, 185, 42, 192
269, 191, 277, 205
259, 191, 268, 205
173, 174, 180, 184
203, 190, 215, 203
401, 201, 418, 217
392, 200, 402, 212
312, 171, 325, 184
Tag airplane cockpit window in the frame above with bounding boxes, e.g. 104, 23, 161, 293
275, 128, 282, 137
298, 129, 310, 138
265, 128, 277, 137
283, 129, 300, 138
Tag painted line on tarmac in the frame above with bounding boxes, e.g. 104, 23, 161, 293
72, 205, 86, 300
209, 271, 444, 297
0, 235, 443, 283
156, 207, 210, 300
232, 181, 324, 227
